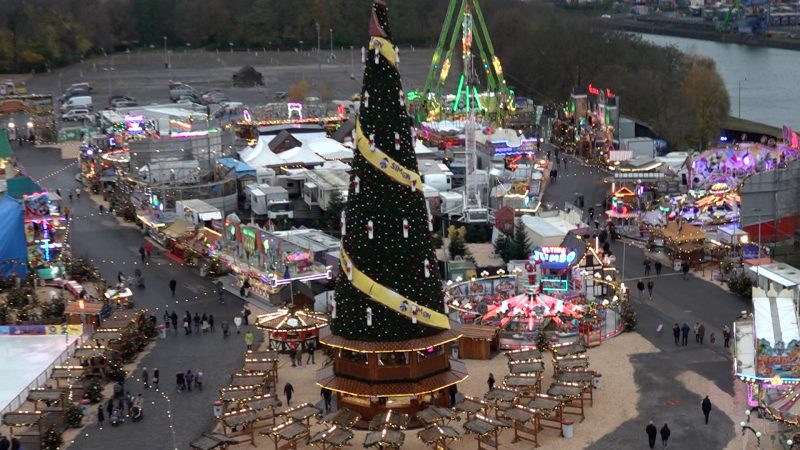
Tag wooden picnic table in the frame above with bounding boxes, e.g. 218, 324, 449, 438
551, 343, 586, 356
508, 361, 544, 374
368, 410, 410, 431
453, 396, 489, 420
416, 405, 458, 426
308, 425, 353, 450
283, 403, 321, 428
417, 424, 460, 449
506, 349, 542, 362
319, 407, 361, 429
462, 414, 510, 450
500, 405, 539, 447
190, 432, 238, 449
547, 382, 586, 421
363, 428, 405, 449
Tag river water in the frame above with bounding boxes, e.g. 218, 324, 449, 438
639, 33, 800, 131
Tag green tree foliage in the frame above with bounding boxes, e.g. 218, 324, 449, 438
331, 1, 445, 341
511, 220, 532, 260
494, 233, 513, 263
681, 56, 731, 150
322, 190, 347, 237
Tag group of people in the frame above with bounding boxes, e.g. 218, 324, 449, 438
0, 434, 21, 450
162, 310, 217, 336
672, 322, 730, 347
287, 340, 316, 366
175, 369, 203, 392
97, 381, 145, 427
645, 396, 713, 448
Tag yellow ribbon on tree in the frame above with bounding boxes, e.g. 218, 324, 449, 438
355, 120, 424, 191
369, 37, 397, 67
340, 248, 450, 330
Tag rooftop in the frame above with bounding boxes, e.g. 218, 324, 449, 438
748, 262, 800, 287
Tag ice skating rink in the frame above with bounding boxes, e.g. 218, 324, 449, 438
0, 335, 79, 411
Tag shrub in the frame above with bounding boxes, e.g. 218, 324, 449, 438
620, 300, 638, 331
41, 427, 63, 450
84, 380, 103, 403
64, 403, 84, 428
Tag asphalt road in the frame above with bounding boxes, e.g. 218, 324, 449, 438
13, 143, 264, 450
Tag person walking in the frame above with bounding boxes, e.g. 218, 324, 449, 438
144, 241, 152, 260
698, 323, 706, 344
105, 398, 114, 418
487, 373, 495, 391
209, 314, 215, 332
449, 384, 458, 406
284, 382, 294, 406
75, 187, 81, 200
682, 261, 690, 280
672, 323, 680, 345
142, 367, 149, 389
9, 437, 19, 450
723, 325, 731, 348
647, 280, 654, 301
295, 344, 303, 367
176, 372, 186, 392
637, 280, 645, 301
68, 191, 73, 202
660, 423, 671, 448
243, 306, 251, 325
193, 313, 200, 334
125, 392, 134, 416
195, 371, 203, 391
201, 314, 209, 333
97, 406, 105, 428
644, 260, 652, 276
185, 370, 194, 392
701, 396, 712, 424
183, 316, 191, 336
321, 387, 333, 413
646, 420, 658, 449
170, 311, 178, 332
655, 261, 663, 276
244, 330, 254, 351
0, 434, 8, 450
153, 368, 159, 389
681, 323, 690, 346
289, 343, 297, 367
306, 341, 316, 364
169, 279, 177, 298
694, 322, 700, 343
139, 246, 146, 263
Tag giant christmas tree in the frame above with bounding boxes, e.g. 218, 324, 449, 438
331, 0, 450, 342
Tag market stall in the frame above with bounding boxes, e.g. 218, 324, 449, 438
658, 221, 706, 267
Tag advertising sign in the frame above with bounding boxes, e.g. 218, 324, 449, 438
530, 247, 577, 270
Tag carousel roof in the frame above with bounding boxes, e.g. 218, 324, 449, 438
765, 387, 800, 425
661, 222, 705, 243
255, 309, 329, 332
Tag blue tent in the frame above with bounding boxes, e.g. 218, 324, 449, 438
0, 196, 27, 278
217, 157, 257, 179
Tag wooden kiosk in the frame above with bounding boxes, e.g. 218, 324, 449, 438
457, 324, 499, 359
316, 326, 468, 423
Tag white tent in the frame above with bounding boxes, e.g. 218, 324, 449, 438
239, 136, 284, 167
279, 146, 325, 165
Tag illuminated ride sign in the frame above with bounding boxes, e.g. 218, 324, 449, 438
530, 246, 577, 269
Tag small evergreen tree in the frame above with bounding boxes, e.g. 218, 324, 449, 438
64, 402, 84, 428
448, 226, 468, 259
511, 220, 532, 260
322, 190, 347, 237
41, 427, 62, 450
494, 233, 513, 263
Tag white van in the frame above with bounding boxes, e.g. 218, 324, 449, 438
60, 96, 92, 113
61, 108, 90, 122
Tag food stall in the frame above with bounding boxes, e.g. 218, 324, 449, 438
658, 221, 706, 267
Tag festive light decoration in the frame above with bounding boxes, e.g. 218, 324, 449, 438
331, 0, 450, 341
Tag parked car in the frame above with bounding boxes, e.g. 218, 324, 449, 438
112, 100, 138, 109
200, 90, 229, 105
60, 88, 91, 103
273, 91, 288, 100
60, 96, 93, 113
169, 83, 195, 101
68, 82, 93, 92
61, 108, 91, 122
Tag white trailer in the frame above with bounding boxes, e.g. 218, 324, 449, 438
175, 199, 223, 225
246, 184, 293, 219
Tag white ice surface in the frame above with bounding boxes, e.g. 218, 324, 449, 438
0, 335, 78, 411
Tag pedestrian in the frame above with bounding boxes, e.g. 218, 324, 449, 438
97, 406, 105, 428
562, 157, 567, 169
117, 271, 125, 284
449, 384, 458, 406
185, 370, 194, 392
68, 191, 73, 202
195, 371, 203, 391
244, 330, 254, 351
682, 261, 690, 280
193, 313, 200, 333
222, 321, 230, 338
56, 188, 61, 197
637, 280, 645, 301
125, 392, 134, 416
243, 306, 251, 325
153, 368, 159, 389
289, 343, 297, 367
644, 260, 652, 276
0, 434, 7, 450
710, 332, 716, 345
646, 420, 657, 449
163, 310, 170, 328
171, 311, 178, 331
487, 373, 495, 391
546, 150, 551, 160
138, 246, 145, 263
681, 323, 690, 346
176, 372, 186, 391
284, 382, 294, 406
701, 396, 712, 424
295, 344, 303, 367
169, 279, 177, 298
698, 323, 705, 344
113, 381, 123, 399
647, 280, 654, 301
217, 281, 225, 304
142, 367, 149, 389
694, 322, 700, 343
672, 323, 680, 345
183, 317, 191, 335
106, 398, 114, 417
660, 423, 671, 448
209, 314, 215, 332
321, 387, 333, 413
144, 241, 152, 259
306, 341, 316, 364
201, 314, 209, 333
75, 187, 81, 199
63, 206, 70, 220
723, 325, 731, 348
99, 204, 104, 214
655, 261, 663, 275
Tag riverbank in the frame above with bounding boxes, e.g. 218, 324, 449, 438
604, 17, 800, 51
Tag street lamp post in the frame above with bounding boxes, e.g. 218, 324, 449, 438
752, 207, 763, 280
315, 22, 321, 75
163, 36, 168, 69
329, 28, 334, 59
738, 78, 747, 118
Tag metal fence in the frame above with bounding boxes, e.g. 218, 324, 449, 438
0, 335, 85, 418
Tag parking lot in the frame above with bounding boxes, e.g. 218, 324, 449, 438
23, 47, 441, 119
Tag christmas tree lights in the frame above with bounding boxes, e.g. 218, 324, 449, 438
331, 0, 448, 341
